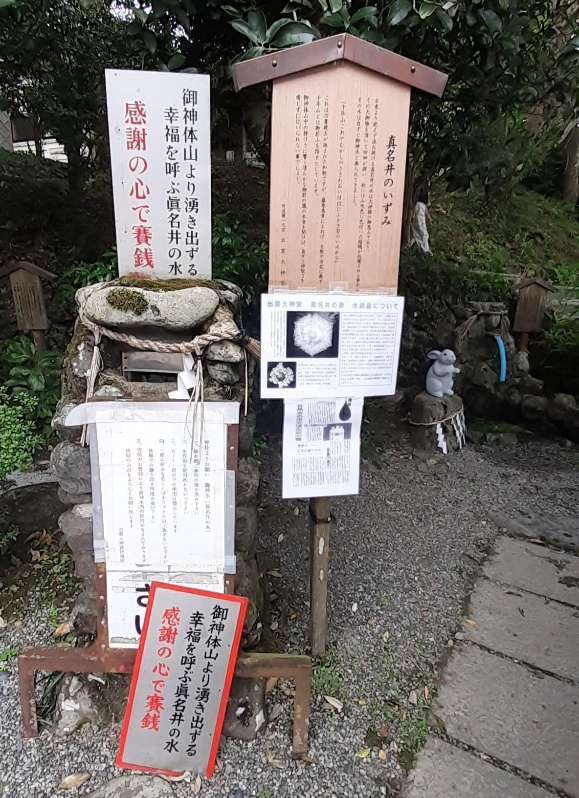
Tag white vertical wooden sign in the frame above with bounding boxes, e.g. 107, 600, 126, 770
105, 70, 212, 279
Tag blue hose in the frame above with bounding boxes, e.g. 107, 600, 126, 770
494, 335, 507, 382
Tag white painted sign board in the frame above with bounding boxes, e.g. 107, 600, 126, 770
117, 583, 247, 777
105, 70, 211, 279
260, 292, 404, 398
65, 401, 238, 648
283, 397, 363, 498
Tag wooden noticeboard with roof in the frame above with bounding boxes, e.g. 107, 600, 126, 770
234, 33, 447, 655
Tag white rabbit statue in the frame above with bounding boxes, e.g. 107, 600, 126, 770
426, 349, 460, 398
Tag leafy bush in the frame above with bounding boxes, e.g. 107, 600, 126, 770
544, 264, 579, 356
212, 213, 268, 307
0, 389, 43, 480
58, 250, 117, 302
0, 338, 61, 438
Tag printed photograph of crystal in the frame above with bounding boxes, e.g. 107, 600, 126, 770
286, 311, 340, 359
267, 361, 296, 390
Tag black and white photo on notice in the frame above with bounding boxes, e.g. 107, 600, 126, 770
286, 311, 340, 359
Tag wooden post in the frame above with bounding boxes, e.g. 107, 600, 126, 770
309, 497, 332, 656
233, 35, 447, 656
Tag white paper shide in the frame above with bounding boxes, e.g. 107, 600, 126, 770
283, 398, 363, 498
261, 293, 404, 398
106, 70, 211, 279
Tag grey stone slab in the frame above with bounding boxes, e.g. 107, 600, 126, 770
436, 644, 579, 796
404, 736, 552, 798
464, 578, 579, 680
490, 510, 579, 554
485, 537, 579, 607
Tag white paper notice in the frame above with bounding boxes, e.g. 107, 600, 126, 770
282, 398, 363, 498
105, 70, 211, 279
260, 293, 404, 398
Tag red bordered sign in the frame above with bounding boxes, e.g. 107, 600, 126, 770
117, 582, 247, 777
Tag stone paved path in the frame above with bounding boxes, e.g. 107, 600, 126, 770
404, 529, 579, 798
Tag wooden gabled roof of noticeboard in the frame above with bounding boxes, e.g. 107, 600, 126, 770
232, 32, 448, 97
0, 260, 57, 281
513, 276, 556, 293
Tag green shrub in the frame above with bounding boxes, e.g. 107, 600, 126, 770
212, 213, 267, 307
57, 250, 117, 302
0, 389, 43, 480
0, 337, 61, 438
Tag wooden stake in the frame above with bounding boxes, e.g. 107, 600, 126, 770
30, 330, 47, 351
518, 332, 529, 352
309, 496, 332, 656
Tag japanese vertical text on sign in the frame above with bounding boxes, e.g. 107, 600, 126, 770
117, 583, 247, 777
105, 70, 211, 279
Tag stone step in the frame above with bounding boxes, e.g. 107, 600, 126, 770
484, 537, 579, 607
463, 578, 579, 680
404, 736, 553, 798
436, 644, 579, 796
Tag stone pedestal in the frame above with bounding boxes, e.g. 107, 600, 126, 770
410, 392, 465, 454
50, 279, 267, 739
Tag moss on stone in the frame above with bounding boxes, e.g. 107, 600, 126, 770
117, 276, 221, 292
106, 287, 148, 315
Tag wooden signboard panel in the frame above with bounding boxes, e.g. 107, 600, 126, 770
269, 62, 410, 293
9, 269, 49, 331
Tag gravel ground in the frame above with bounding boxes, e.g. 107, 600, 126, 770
1, 421, 578, 798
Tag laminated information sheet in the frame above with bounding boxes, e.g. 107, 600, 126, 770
282, 398, 363, 498
261, 293, 404, 398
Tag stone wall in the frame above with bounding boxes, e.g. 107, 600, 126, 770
50, 279, 265, 651
400, 300, 579, 442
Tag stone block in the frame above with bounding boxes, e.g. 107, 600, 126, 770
207, 361, 240, 385
222, 677, 266, 741
77, 284, 219, 331
512, 350, 530, 376
470, 362, 498, 390
519, 375, 545, 395
436, 645, 579, 795
58, 488, 92, 505
69, 587, 97, 636
204, 340, 245, 363
51, 441, 92, 495
489, 509, 579, 554
235, 504, 259, 554
521, 394, 548, 421
236, 554, 264, 648
236, 457, 261, 506
53, 673, 108, 736
51, 397, 81, 442
410, 392, 464, 453
547, 393, 579, 431
0, 479, 64, 535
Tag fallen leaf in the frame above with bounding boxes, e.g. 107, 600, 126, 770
464, 619, 477, 628
424, 685, 429, 699
378, 749, 387, 761
58, 773, 91, 790
408, 690, 418, 706
367, 617, 376, 627
379, 724, 389, 738
87, 674, 105, 685
30, 550, 41, 562
324, 696, 343, 712
270, 621, 279, 631
13, 620, 22, 628
447, 639, 454, 647
159, 773, 188, 783
454, 632, 464, 640
265, 677, 278, 694
54, 622, 71, 638
355, 748, 371, 759
358, 699, 367, 707
267, 570, 282, 578
290, 613, 297, 620
382, 631, 389, 643
380, 596, 389, 606
389, 741, 399, 753
532, 720, 543, 730
269, 703, 283, 722
479, 753, 491, 761
192, 775, 202, 794
277, 533, 284, 543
